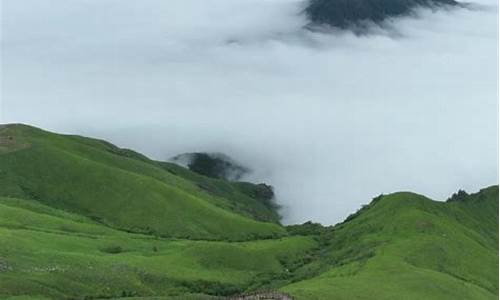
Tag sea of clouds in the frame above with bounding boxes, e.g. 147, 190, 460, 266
1, 0, 498, 224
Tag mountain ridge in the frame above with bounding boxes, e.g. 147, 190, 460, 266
0, 123, 497, 300
0, 124, 284, 240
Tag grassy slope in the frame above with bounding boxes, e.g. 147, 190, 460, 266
0, 124, 497, 300
157, 162, 281, 223
0, 124, 284, 240
0, 196, 317, 299
281, 186, 499, 300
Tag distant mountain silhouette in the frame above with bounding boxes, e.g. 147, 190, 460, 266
172, 152, 250, 181
306, 0, 459, 29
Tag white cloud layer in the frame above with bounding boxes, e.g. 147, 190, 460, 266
1, 0, 498, 224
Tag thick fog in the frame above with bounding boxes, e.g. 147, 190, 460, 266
1, 0, 498, 224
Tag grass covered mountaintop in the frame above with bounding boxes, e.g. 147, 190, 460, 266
283, 187, 498, 299
0, 124, 283, 240
0, 124, 497, 300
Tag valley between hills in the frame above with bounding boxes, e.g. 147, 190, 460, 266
0, 124, 497, 300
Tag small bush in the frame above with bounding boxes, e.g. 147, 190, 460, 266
446, 189, 469, 202
99, 245, 123, 254
286, 221, 327, 236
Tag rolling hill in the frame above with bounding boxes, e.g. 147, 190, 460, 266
0, 124, 284, 241
282, 187, 498, 299
0, 124, 497, 300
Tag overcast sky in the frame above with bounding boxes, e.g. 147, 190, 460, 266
1, 0, 498, 224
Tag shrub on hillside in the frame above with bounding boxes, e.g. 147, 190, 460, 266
286, 221, 327, 236
446, 189, 469, 202
99, 245, 123, 254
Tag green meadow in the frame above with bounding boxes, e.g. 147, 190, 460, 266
0, 124, 497, 300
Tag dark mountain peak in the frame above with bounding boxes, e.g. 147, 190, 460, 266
305, 0, 459, 30
171, 152, 250, 181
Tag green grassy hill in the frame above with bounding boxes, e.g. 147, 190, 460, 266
281, 186, 498, 300
0, 196, 316, 299
0, 124, 284, 240
0, 124, 497, 300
